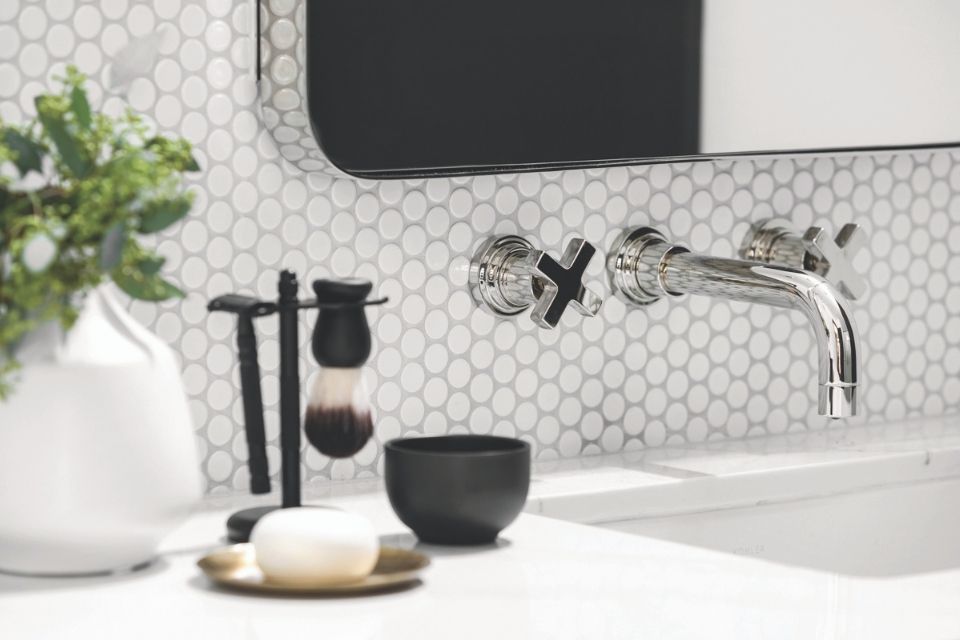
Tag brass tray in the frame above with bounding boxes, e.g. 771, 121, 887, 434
197, 544, 429, 595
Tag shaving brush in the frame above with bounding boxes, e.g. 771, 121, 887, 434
304, 279, 376, 458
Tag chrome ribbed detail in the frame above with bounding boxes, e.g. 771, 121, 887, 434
741, 217, 868, 301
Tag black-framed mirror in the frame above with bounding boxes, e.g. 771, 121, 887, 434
260, 0, 960, 178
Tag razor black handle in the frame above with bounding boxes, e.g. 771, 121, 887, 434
236, 315, 271, 495
207, 294, 275, 495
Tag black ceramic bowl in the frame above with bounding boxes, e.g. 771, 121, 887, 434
384, 435, 531, 545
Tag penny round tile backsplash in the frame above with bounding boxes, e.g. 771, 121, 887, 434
3, 0, 959, 493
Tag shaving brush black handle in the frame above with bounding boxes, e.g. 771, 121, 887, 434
311, 279, 373, 367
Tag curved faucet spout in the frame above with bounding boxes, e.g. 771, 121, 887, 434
609, 227, 860, 418
661, 253, 859, 418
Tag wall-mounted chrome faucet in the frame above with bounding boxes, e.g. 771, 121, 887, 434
609, 226, 862, 419
470, 236, 603, 329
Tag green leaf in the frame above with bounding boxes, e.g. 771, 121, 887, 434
70, 85, 92, 130
1, 69, 201, 396
137, 254, 165, 276
0, 191, 31, 219
138, 198, 191, 234
99, 223, 126, 270
150, 278, 185, 301
112, 268, 185, 301
35, 97, 91, 178
2, 129, 43, 177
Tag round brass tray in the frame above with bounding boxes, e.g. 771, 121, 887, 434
197, 544, 429, 595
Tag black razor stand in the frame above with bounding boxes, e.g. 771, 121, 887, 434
212, 271, 387, 543
277, 270, 302, 509
220, 271, 305, 543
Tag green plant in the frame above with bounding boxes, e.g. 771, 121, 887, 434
0, 66, 200, 398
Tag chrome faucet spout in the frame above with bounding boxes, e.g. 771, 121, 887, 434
662, 252, 859, 417
609, 227, 860, 418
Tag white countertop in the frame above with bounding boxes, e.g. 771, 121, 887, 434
3, 417, 960, 640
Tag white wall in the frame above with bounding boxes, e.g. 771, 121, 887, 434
703, 0, 960, 151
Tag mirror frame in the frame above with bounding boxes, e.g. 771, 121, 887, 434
257, 0, 960, 180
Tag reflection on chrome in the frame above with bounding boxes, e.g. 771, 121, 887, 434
609, 227, 859, 418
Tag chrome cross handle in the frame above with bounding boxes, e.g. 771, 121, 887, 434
470, 235, 603, 329
741, 217, 868, 300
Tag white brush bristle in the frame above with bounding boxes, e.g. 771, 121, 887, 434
307, 367, 370, 411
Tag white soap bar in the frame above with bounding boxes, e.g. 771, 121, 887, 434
251, 507, 379, 585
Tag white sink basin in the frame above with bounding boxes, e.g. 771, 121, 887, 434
529, 419, 960, 581
523, 421, 960, 639
600, 477, 960, 577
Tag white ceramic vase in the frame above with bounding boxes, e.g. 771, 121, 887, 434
0, 287, 202, 575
